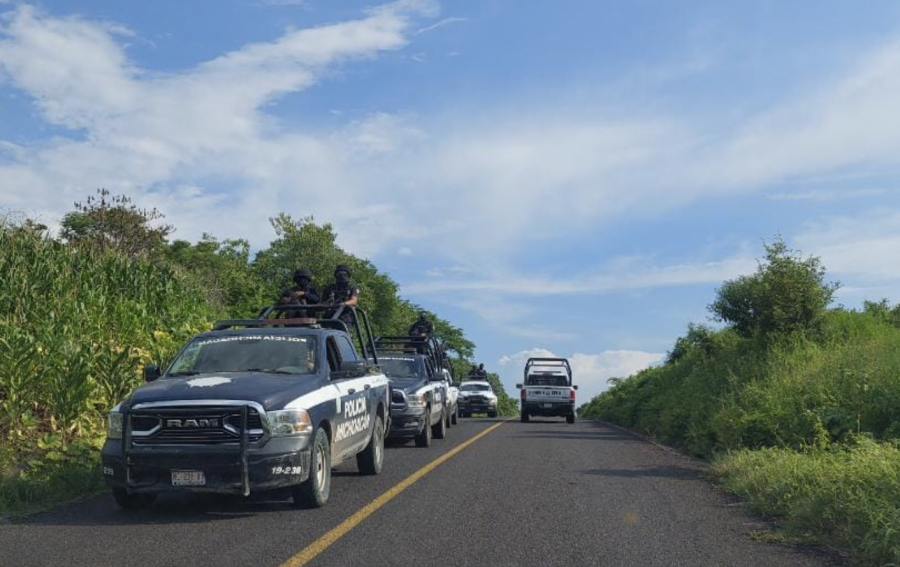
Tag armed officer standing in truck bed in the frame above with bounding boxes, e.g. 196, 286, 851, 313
408, 311, 434, 337
278, 268, 319, 318
323, 264, 360, 327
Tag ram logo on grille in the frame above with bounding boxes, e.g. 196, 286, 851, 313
166, 418, 220, 428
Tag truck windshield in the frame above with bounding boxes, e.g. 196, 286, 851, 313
167, 335, 317, 376
526, 374, 568, 386
379, 357, 423, 379
460, 384, 491, 392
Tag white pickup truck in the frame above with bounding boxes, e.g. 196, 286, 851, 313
516, 357, 577, 424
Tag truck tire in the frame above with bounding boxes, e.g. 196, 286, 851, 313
293, 427, 331, 508
566, 413, 575, 424
520, 411, 529, 423
415, 410, 432, 447
357, 415, 385, 475
445, 408, 452, 429
451, 406, 458, 425
488, 410, 498, 418
433, 409, 447, 440
112, 488, 157, 510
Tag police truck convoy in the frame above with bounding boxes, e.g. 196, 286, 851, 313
99, 265, 576, 513
101, 302, 389, 510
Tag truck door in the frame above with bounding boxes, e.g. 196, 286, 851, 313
330, 335, 372, 460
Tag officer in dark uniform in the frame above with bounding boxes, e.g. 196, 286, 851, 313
322, 264, 360, 328
278, 268, 320, 317
408, 311, 434, 337
472, 363, 488, 380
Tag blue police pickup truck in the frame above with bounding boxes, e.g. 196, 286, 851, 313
101, 305, 389, 509
378, 351, 448, 447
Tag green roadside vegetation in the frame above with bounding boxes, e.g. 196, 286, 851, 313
579, 238, 900, 565
0, 190, 501, 517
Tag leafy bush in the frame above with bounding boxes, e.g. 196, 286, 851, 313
710, 238, 838, 340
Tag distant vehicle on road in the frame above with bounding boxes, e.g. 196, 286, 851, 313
457, 380, 498, 418
101, 304, 389, 510
517, 358, 577, 423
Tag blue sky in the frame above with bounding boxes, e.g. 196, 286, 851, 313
2, 0, 900, 401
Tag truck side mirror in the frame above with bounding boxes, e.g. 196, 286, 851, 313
338, 360, 366, 378
573, 385, 578, 390
144, 364, 161, 383
515, 383, 523, 389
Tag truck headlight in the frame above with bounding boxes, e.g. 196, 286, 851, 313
268, 409, 313, 438
107, 412, 123, 440
407, 393, 427, 409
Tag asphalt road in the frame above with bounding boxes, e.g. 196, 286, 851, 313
0, 419, 840, 567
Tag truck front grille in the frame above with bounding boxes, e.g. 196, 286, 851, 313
130, 405, 265, 446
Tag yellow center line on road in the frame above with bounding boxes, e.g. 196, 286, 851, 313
280, 419, 511, 567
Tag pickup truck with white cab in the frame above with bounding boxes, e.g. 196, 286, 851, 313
517, 357, 577, 423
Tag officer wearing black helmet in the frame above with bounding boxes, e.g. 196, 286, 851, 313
322, 264, 360, 326
408, 311, 434, 337
279, 268, 320, 317
469, 363, 487, 380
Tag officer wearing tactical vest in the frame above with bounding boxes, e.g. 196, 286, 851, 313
323, 265, 360, 327
279, 268, 320, 317
408, 311, 434, 337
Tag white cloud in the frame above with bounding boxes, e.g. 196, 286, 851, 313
498, 347, 664, 404
405, 254, 756, 296
0, 1, 438, 244
766, 188, 888, 201
415, 16, 465, 35
795, 208, 900, 285
2, 0, 900, 289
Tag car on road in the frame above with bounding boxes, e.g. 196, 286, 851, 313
457, 380, 498, 418
377, 350, 448, 447
101, 304, 389, 510
517, 357, 577, 423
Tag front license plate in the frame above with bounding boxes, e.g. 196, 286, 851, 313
542, 403, 553, 408
172, 470, 206, 486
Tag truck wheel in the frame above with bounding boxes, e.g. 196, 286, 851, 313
488, 410, 498, 418
566, 413, 575, 424
415, 412, 432, 447
445, 409, 452, 429
433, 409, 447, 440
520, 411, 529, 423
357, 415, 385, 475
112, 488, 156, 510
293, 427, 331, 508
451, 407, 458, 425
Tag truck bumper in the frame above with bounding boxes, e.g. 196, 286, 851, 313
522, 401, 575, 417
388, 407, 427, 439
101, 437, 312, 495
458, 400, 497, 414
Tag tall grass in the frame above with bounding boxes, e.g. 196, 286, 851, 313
581, 312, 900, 458
713, 438, 900, 565
0, 225, 215, 509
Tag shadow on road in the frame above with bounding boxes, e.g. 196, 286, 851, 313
583, 464, 701, 480
16, 491, 300, 527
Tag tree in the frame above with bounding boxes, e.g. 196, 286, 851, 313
60, 189, 172, 257
709, 238, 839, 339
165, 235, 267, 318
